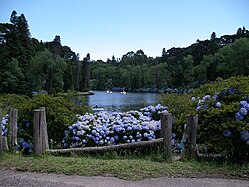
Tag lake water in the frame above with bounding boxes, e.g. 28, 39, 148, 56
86, 91, 159, 112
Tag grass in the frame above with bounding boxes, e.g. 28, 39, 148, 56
0, 152, 248, 180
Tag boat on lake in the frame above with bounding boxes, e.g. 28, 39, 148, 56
92, 105, 104, 113
106, 90, 112, 94
120, 90, 126, 94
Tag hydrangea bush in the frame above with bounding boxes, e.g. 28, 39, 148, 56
62, 104, 169, 148
1, 114, 8, 136
1, 114, 34, 153
193, 76, 249, 161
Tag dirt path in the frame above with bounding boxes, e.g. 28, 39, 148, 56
0, 170, 249, 187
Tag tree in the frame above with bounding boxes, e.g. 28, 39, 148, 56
111, 55, 116, 64
216, 38, 249, 77
210, 32, 216, 41
81, 53, 91, 91
16, 13, 32, 71
51, 35, 62, 57
162, 48, 167, 57
0, 58, 25, 93
28, 49, 54, 91
194, 55, 213, 84
27, 49, 67, 93
131, 66, 142, 89
182, 55, 194, 85
10, 10, 18, 26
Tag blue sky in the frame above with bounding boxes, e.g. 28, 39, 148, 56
0, 0, 249, 61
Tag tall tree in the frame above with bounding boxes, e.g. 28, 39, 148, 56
0, 58, 25, 93
217, 38, 249, 77
210, 32, 216, 41
162, 48, 167, 57
16, 13, 32, 71
81, 53, 91, 91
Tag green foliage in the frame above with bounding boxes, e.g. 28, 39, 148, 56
216, 38, 249, 77
195, 76, 249, 96
0, 94, 28, 114
17, 94, 91, 148
0, 93, 91, 150
158, 93, 195, 134
194, 76, 249, 162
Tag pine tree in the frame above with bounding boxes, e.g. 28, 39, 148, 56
162, 48, 167, 57
81, 53, 91, 91
210, 32, 216, 41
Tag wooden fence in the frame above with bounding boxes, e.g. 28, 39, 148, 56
0, 108, 198, 161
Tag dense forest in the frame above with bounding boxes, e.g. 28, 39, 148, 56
1, 11, 249, 95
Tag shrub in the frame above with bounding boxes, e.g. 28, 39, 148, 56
0, 94, 28, 114
193, 76, 249, 161
158, 93, 195, 137
0, 93, 91, 153
17, 94, 92, 149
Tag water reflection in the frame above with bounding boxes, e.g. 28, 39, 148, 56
86, 91, 159, 112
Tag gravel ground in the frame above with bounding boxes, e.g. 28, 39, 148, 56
0, 170, 249, 187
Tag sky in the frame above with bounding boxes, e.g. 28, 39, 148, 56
0, 0, 249, 61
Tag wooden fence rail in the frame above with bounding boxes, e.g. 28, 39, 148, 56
47, 138, 163, 154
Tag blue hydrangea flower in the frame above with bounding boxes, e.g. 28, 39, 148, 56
203, 95, 211, 101
203, 104, 209, 109
240, 107, 248, 116
223, 129, 231, 137
235, 112, 244, 120
114, 135, 119, 140
215, 102, 221, 107
240, 130, 249, 141
240, 101, 248, 108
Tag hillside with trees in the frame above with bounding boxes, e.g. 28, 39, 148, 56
1, 11, 249, 95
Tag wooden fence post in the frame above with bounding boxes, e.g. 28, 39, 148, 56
161, 113, 173, 162
39, 107, 49, 150
33, 109, 43, 155
2, 137, 9, 151
184, 114, 198, 159
8, 108, 18, 152
33, 108, 48, 155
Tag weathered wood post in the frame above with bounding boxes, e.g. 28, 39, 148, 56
39, 107, 49, 150
33, 108, 49, 155
184, 114, 198, 158
33, 109, 43, 155
161, 113, 173, 162
0, 112, 2, 154
8, 108, 18, 152
2, 137, 9, 151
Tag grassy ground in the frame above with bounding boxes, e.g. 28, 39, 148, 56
0, 153, 248, 180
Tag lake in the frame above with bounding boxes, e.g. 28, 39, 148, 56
86, 91, 159, 112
